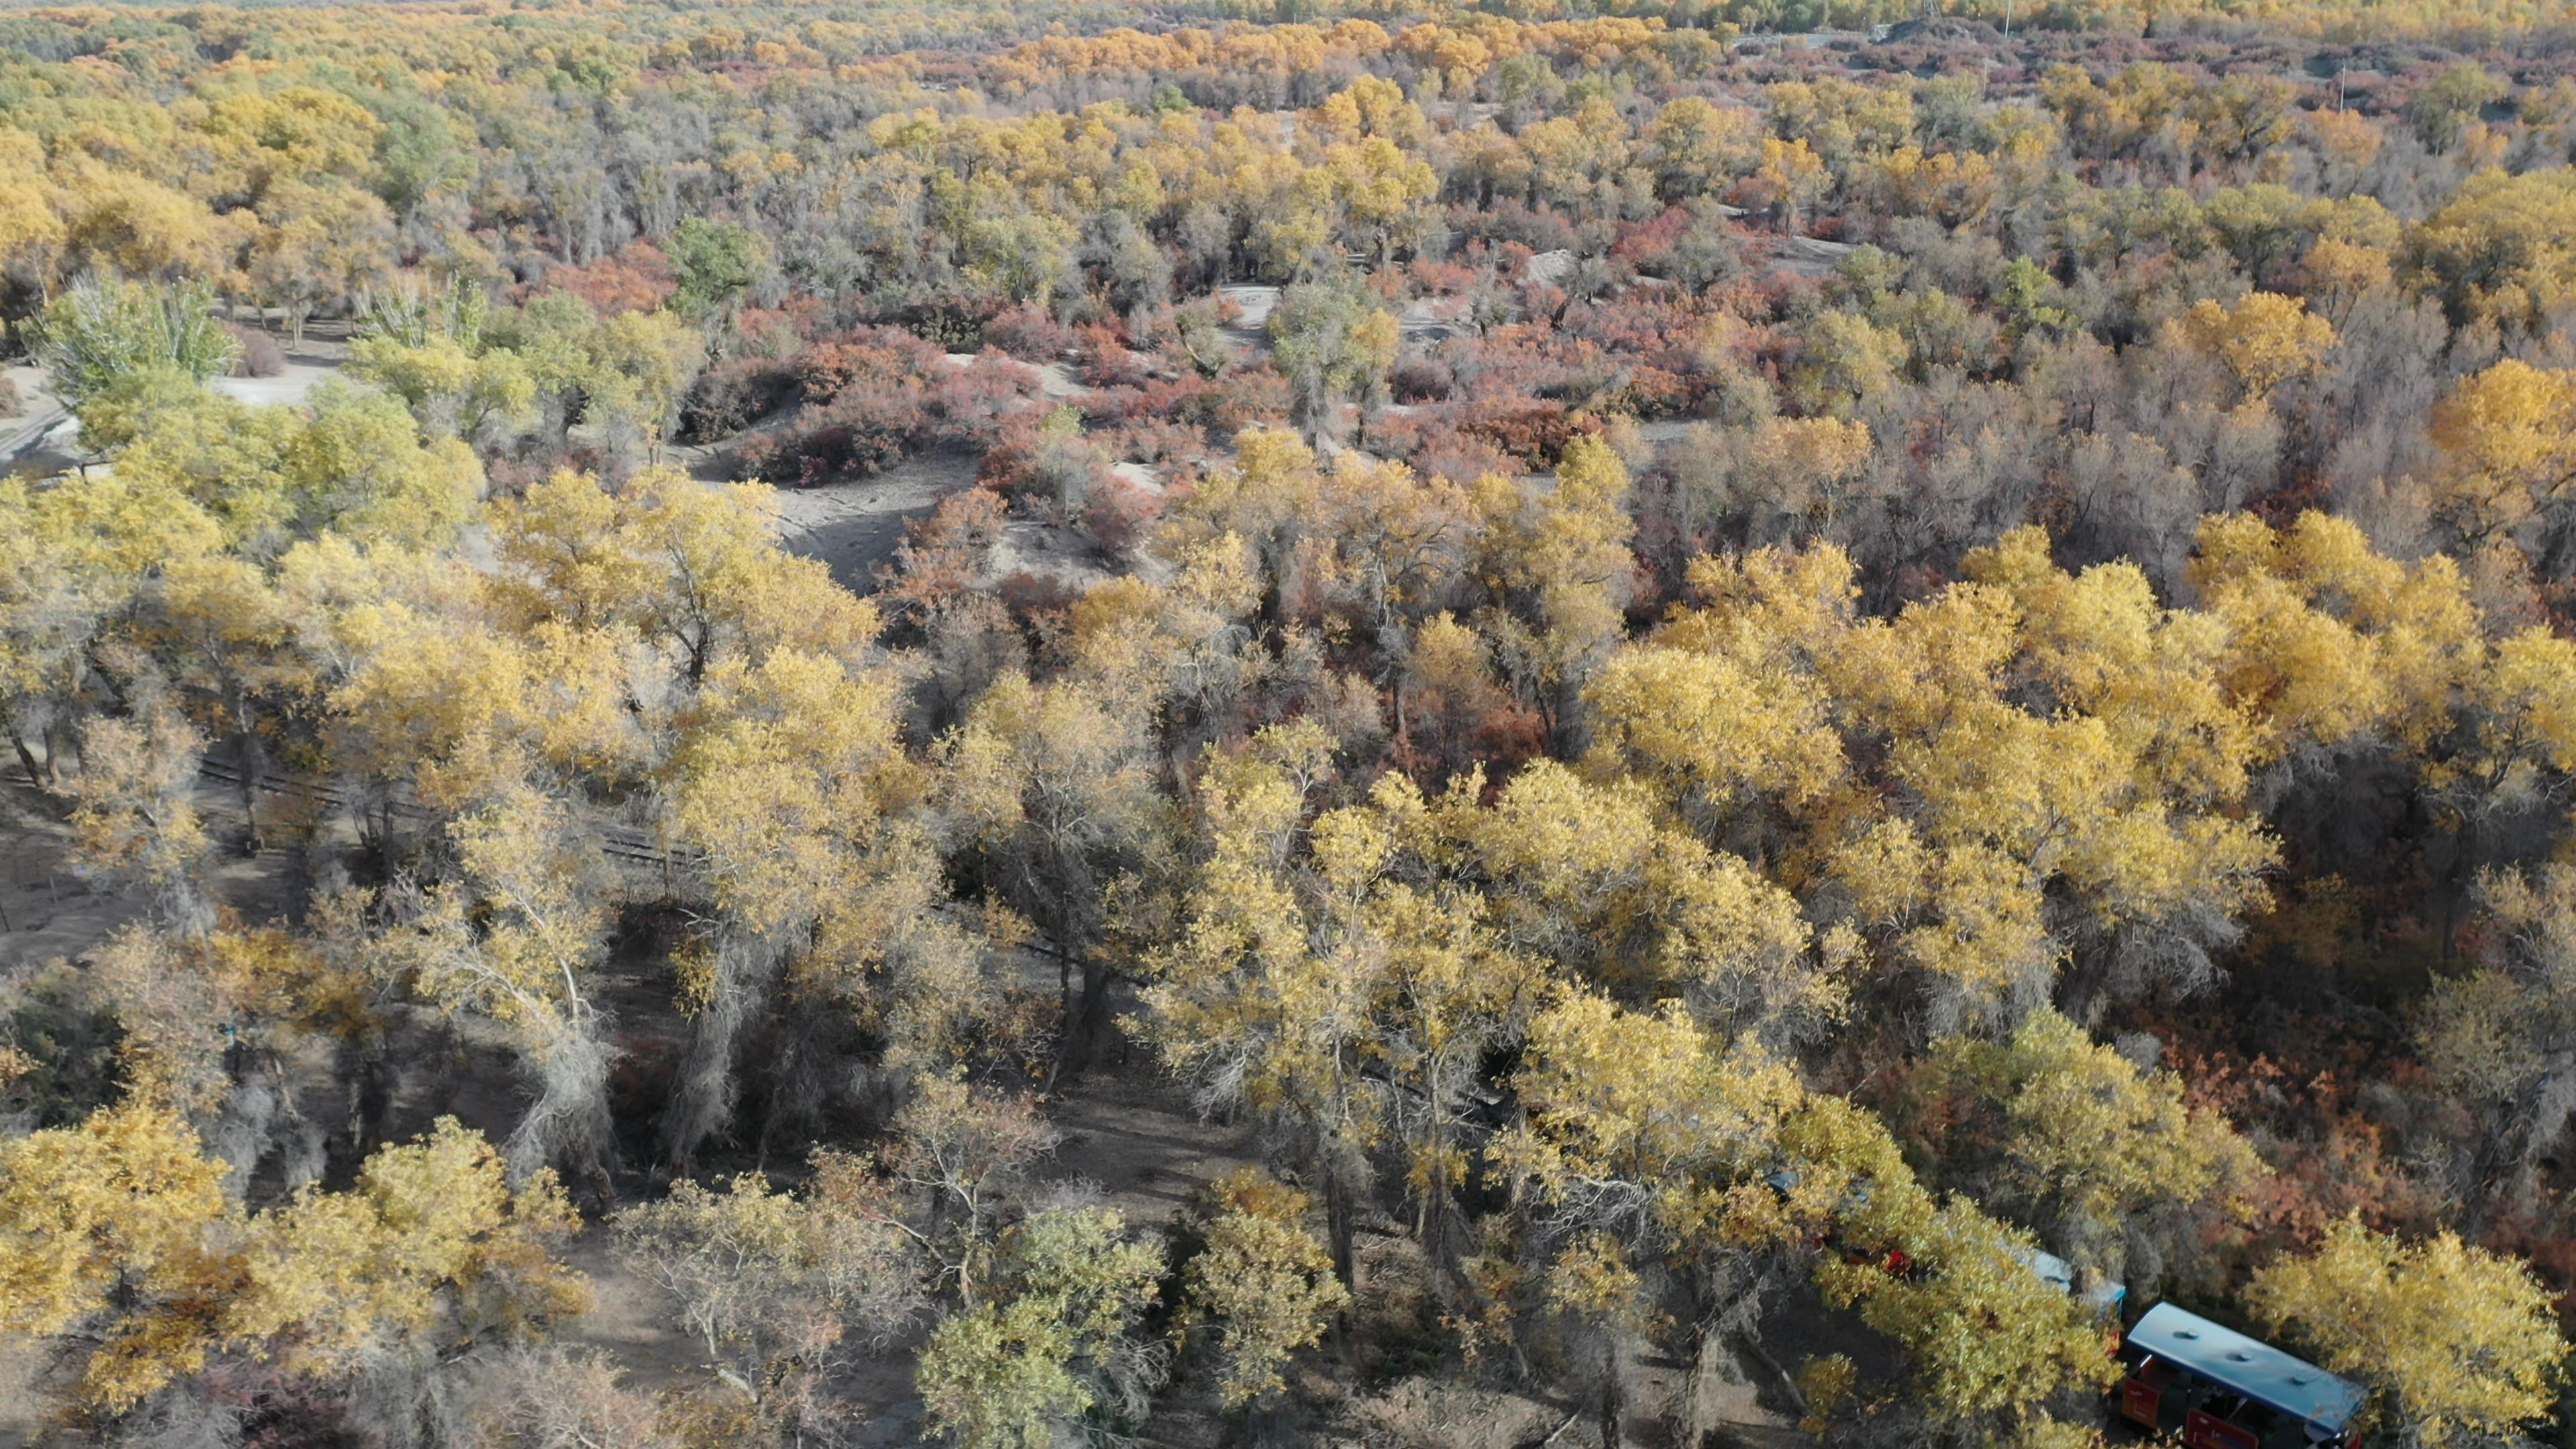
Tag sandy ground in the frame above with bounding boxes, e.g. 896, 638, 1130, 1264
943, 352, 1083, 402
1040, 1051, 1258, 1225
1217, 284, 1281, 331
1216, 283, 1283, 360
0, 364, 54, 431
1030, 359, 1083, 398
207, 360, 343, 408
1, 364, 73, 479
0, 770, 306, 971
4, 331, 350, 480
556, 1232, 712, 1385
217, 327, 354, 408
989, 515, 1119, 593
1399, 295, 1470, 342
0, 1337, 44, 1449
1756, 233, 1857, 280
768, 449, 981, 594
1108, 460, 1164, 493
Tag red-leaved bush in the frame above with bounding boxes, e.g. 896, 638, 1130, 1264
978, 413, 1114, 515
875, 487, 1010, 616
796, 325, 947, 403
981, 303, 1081, 361
1083, 470, 1164, 556
534, 241, 676, 317
738, 335, 1041, 485
1100, 417, 1203, 466
682, 356, 800, 439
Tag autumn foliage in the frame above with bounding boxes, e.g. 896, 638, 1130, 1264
8, 1, 2576, 1446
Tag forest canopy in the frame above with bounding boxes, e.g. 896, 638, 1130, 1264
5, 0, 2576, 1445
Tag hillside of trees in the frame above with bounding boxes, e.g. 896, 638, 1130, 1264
7, 0, 2576, 1446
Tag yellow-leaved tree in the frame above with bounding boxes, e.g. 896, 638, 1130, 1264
0, 1106, 582, 1413
940, 667, 1169, 1080
1142, 723, 1545, 1286
1603, 533, 2277, 1017
400, 782, 621, 1197
2428, 359, 2576, 544
2249, 1217, 2569, 1448
1472, 434, 1637, 747
2175, 290, 2335, 401
1924, 1008, 2261, 1284
1176, 1168, 1350, 1411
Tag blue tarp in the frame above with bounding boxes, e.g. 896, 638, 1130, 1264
2126, 1302, 2366, 1432
2010, 1245, 2127, 1316
1766, 1169, 2131, 1316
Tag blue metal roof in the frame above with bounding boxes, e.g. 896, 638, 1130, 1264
2127, 1303, 2366, 1432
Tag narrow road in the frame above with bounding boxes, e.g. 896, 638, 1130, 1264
0, 404, 70, 474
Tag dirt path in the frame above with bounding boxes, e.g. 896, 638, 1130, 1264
0, 1335, 43, 1449
207, 360, 342, 409
1, 364, 73, 480
556, 1232, 708, 1389
1041, 1052, 1261, 1228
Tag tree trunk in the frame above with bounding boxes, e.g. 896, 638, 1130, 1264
506, 1016, 619, 1207
234, 723, 265, 854
1417, 1167, 1469, 1304
1324, 1165, 1357, 1291
341, 1034, 395, 1155
1051, 956, 1122, 1084
753, 1004, 845, 1167
662, 929, 778, 1174
1595, 1334, 1623, 1449
1042, 935, 1080, 1089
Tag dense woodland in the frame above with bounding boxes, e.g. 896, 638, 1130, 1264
9, 0, 2576, 1446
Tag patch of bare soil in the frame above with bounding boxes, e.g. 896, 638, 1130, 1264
206, 360, 343, 409
989, 516, 1119, 595
1346, 1379, 1561, 1449
0, 364, 72, 480
556, 1231, 709, 1392
1753, 234, 1856, 280
0, 1333, 50, 1448
769, 449, 981, 595
1703, 1425, 1808, 1449
1040, 1048, 1261, 1228
1028, 360, 1085, 399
